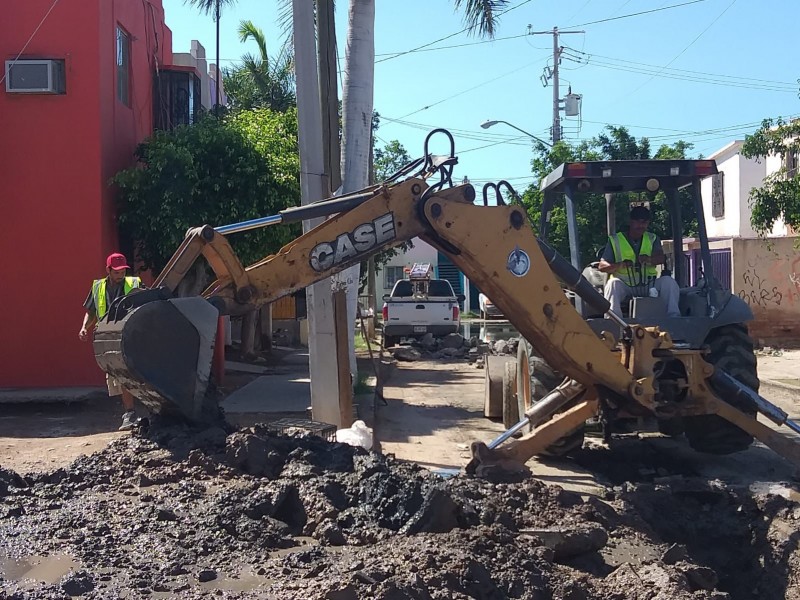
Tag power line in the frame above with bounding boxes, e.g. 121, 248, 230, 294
380, 115, 542, 147
563, 0, 711, 28
562, 47, 795, 87
396, 58, 547, 119
378, 112, 799, 154
0, 0, 62, 86
372, 0, 714, 64
618, 0, 740, 99
561, 52, 795, 93
375, 33, 529, 58
563, 0, 593, 25
376, 0, 535, 64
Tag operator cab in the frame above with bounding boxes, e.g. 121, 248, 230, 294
539, 160, 753, 348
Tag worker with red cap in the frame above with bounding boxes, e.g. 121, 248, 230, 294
79, 253, 142, 430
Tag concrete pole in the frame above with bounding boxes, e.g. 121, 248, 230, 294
293, 0, 341, 427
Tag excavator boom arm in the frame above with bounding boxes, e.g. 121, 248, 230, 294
94, 175, 636, 423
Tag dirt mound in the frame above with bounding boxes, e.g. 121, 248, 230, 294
1, 423, 798, 599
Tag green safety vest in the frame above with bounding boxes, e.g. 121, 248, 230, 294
92, 276, 141, 320
609, 232, 658, 285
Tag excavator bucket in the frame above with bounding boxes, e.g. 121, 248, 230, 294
93, 297, 221, 425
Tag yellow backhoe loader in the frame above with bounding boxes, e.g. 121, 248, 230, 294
93, 130, 800, 475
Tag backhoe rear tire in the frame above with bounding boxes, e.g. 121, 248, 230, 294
683, 324, 758, 455
516, 338, 585, 456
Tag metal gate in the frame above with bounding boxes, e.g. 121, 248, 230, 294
682, 248, 732, 291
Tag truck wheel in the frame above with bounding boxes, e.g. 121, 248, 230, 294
516, 338, 585, 455
683, 324, 758, 454
383, 335, 398, 349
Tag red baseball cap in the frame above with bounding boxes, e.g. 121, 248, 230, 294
106, 253, 130, 271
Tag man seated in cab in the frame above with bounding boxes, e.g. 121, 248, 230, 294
597, 205, 680, 318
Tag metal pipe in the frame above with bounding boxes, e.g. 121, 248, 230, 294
487, 418, 531, 448
692, 178, 717, 290
215, 214, 284, 235
487, 379, 585, 449
215, 188, 380, 236
712, 371, 800, 434
606, 310, 629, 331
668, 188, 683, 285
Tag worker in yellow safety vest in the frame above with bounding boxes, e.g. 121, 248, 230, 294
598, 205, 680, 317
79, 252, 142, 430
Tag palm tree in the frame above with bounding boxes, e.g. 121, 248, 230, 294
338, 0, 507, 359
340, 0, 506, 193
235, 20, 295, 111
187, 0, 238, 111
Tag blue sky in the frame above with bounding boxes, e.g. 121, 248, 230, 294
164, 0, 798, 193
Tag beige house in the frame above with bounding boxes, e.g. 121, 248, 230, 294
695, 141, 799, 345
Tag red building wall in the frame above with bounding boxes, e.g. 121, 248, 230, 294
0, 0, 172, 387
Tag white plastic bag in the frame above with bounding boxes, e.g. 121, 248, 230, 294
335, 420, 373, 450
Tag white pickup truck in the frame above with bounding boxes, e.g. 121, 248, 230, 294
381, 276, 464, 347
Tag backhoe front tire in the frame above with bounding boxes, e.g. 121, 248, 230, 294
516, 339, 585, 456
683, 324, 758, 455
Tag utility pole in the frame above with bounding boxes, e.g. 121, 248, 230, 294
552, 28, 560, 143
530, 27, 583, 143
293, 0, 342, 427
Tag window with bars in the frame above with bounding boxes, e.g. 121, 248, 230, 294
153, 69, 202, 130
711, 171, 724, 219
784, 151, 798, 178
116, 26, 131, 106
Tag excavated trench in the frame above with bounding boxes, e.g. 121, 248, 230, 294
0, 422, 799, 599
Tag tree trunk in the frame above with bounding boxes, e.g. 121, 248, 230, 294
340, 0, 375, 378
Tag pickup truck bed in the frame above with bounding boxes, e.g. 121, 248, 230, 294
382, 279, 460, 345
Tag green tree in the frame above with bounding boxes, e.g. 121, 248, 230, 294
358, 138, 414, 292
113, 108, 300, 273
740, 117, 800, 235
520, 126, 697, 262
374, 139, 411, 181
224, 20, 295, 111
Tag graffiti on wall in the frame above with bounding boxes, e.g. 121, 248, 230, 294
737, 253, 800, 310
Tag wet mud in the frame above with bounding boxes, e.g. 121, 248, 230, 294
1, 422, 799, 599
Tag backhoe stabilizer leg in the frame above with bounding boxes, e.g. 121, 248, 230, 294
708, 371, 800, 467
467, 395, 599, 477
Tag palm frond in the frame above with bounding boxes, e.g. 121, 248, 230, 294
238, 20, 269, 62
452, 0, 509, 38
185, 0, 238, 18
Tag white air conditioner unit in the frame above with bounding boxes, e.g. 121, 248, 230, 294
5, 59, 65, 94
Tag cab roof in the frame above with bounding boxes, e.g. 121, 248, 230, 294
540, 159, 718, 194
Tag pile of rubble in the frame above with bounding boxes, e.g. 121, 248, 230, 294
1, 422, 799, 599
391, 333, 518, 364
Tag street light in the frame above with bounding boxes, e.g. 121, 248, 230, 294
480, 119, 553, 147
